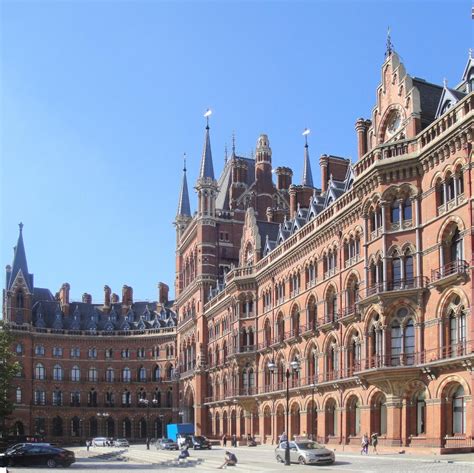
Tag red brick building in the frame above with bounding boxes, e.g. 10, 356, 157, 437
175, 47, 474, 453
3, 226, 179, 442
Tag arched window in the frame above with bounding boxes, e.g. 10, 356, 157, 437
404, 319, 415, 365
416, 392, 426, 435
325, 287, 337, 322
390, 200, 400, 224
391, 257, 401, 287
52, 389, 63, 406
447, 174, 455, 201
153, 366, 161, 381
53, 364, 63, 381
35, 363, 45, 380
138, 366, 147, 382
122, 367, 131, 382
88, 367, 98, 382
452, 386, 466, 434
16, 290, 24, 309
71, 366, 80, 382
449, 228, 463, 263
402, 198, 412, 221
122, 390, 131, 407
390, 321, 401, 366
405, 253, 414, 282
35, 345, 45, 356
106, 367, 115, 382
34, 389, 45, 405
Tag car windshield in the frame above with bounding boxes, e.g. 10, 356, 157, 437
194, 436, 206, 441
296, 442, 323, 450
6, 445, 24, 454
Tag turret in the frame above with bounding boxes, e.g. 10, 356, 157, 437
254, 134, 273, 192
175, 155, 192, 238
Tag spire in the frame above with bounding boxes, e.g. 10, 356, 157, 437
302, 128, 314, 187
8, 222, 33, 291
177, 154, 191, 217
199, 109, 215, 180
385, 26, 393, 57
231, 131, 236, 158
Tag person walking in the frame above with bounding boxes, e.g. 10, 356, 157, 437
371, 433, 378, 454
279, 432, 288, 443
146, 437, 150, 450
231, 434, 237, 448
361, 434, 369, 455
222, 434, 227, 447
86, 440, 90, 452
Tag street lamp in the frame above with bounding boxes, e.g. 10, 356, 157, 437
139, 398, 158, 447
96, 412, 110, 437
268, 358, 300, 466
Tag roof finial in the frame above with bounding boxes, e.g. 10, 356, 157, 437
303, 128, 310, 147
232, 130, 236, 156
443, 77, 448, 88
469, 48, 473, 59
19, 222, 24, 233
302, 128, 313, 187
224, 143, 228, 163
386, 26, 393, 57
183, 152, 187, 172
204, 108, 212, 129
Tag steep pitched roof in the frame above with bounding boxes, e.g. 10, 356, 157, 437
412, 78, 444, 129
199, 125, 215, 180
7, 224, 33, 292
302, 142, 314, 187
177, 163, 191, 217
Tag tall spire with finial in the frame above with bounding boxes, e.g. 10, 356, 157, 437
302, 128, 314, 187
199, 109, 215, 180
177, 154, 191, 217
385, 26, 393, 57
231, 131, 236, 158
7, 222, 33, 291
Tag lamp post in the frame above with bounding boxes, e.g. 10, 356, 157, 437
96, 412, 110, 438
139, 398, 158, 446
268, 358, 300, 466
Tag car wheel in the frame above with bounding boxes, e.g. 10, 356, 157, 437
298, 456, 306, 465
7, 459, 15, 467
47, 458, 57, 468
276, 455, 284, 463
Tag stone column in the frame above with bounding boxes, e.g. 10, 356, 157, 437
385, 395, 403, 446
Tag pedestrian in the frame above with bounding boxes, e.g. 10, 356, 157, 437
217, 451, 237, 469
371, 433, 378, 454
86, 440, 90, 452
177, 445, 190, 462
231, 434, 237, 447
361, 433, 369, 455
222, 434, 227, 447
146, 437, 150, 450
279, 431, 287, 443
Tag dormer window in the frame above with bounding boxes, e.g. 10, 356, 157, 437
441, 100, 452, 115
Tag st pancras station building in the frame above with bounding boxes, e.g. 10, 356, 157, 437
4, 44, 474, 454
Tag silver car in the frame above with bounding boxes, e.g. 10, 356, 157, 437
275, 441, 335, 465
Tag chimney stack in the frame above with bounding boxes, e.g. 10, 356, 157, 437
104, 285, 111, 308
82, 293, 92, 304
59, 283, 70, 315
122, 285, 133, 306
355, 118, 371, 159
111, 293, 119, 304
275, 167, 293, 191
158, 282, 169, 304
319, 155, 329, 193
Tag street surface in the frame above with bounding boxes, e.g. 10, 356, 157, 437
7, 444, 474, 473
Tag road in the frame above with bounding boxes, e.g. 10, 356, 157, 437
7, 444, 474, 473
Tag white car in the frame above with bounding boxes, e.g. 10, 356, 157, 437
92, 437, 107, 447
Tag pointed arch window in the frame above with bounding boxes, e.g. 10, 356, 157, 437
452, 386, 466, 434
53, 364, 63, 381
404, 319, 415, 365
35, 363, 45, 380
416, 392, 426, 435
16, 290, 24, 309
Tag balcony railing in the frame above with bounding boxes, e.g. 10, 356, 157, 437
431, 260, 468, 282
364, 276, 428, 298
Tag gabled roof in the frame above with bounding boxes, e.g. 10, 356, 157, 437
8, 224, 33, 292
435, 86, 466, 118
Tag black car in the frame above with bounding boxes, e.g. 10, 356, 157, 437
0, 444, 75, 468
184, 435, 211, 450
156, 438, 179, 450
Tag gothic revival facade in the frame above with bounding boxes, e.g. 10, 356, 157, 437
174, 49, 474, 453
3, 225, 179, 442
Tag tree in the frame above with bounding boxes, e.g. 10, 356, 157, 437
0, 321, 20, 436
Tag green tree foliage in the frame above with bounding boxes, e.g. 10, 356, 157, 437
0, 321, 20, 435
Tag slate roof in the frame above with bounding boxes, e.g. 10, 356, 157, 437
199, 125, 215, 180
177, 166, 191, 217
412, 78, 444, 129
7, 225, 34, 292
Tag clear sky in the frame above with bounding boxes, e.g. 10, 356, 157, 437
1, 0, 472, 303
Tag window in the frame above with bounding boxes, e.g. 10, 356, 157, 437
34, 389, 45, 405
390, 321, 402, 366
404, 320, 415, 365
52, 347, 63, 357
452, 386, 466, 434
71, 366, 81, 382
138, 367, 147, 382
122, 367, 131, 382
402, 199, 412, 221
392, 257, 401, 286
390, 200, 399, 224
88, 347, 97, 359
416, 392, 426, 435
71, 391, 80, 407
53, 364, 63, 381
121, 349, 130, 359
35, 363, 45, 380
70, 347, 80, 358
52, 390, 63, 406
105, 348, 112, 359
106, 367, 114, 382
450, 228, 463, 262
137, 348, 145, 358
122, 390, 131, 406
405, 254, 414, 281
15, 344, 23, 355
88, 367, 98, 382
16, 387, 22, 403
35, 345, 45, 356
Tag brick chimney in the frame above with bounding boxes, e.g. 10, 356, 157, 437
122, 285, 133, 307
355, 118, 371, 159
82, 293, 92, 304
319, 155, 329, 193
104, 285, 111, 309
158, 282, 169, 304
59, 283, 70, 315
275, 167, 293, 191
111, 293, 119, 303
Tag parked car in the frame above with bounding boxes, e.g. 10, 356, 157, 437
274, 441, 335, 465
184, 435, 211, 450
0, 444, 75, 468
114, 438, 129, 448
92, 437, 108, 447
156, 438, 179, 450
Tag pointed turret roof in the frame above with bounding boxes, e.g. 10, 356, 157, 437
177, 156, 191, 217
8, 223, 33, 292
302, 140, 314, 187
199, 122, 215, 180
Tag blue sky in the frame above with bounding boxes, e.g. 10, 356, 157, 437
1, 0, 472, 303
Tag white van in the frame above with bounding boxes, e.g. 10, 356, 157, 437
92, 437, 107, 447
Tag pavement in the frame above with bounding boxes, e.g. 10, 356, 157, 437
7, 444, 474, 473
